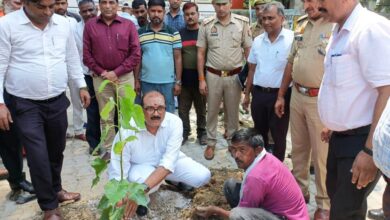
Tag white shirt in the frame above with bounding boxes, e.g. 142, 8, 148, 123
318, 4, 390, 131
373, 98, 390, 178
109, 112, 184, 181
75, 21, 90, 75
0, 9, 86, 103
247, 28, 294, 88
65, 15, 78, 33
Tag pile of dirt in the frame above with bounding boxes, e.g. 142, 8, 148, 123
179, 168, 243, 220
33, 168, 243, 220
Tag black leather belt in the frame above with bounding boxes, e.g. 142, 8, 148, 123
254, 85, 279, 93
333, 125, 371, 136
25, 93, 65, 103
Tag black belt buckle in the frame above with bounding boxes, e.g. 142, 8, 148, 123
255, 85, 278, 93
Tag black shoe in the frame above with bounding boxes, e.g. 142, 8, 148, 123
9, 189, 22, 201
198, 134, 207, 146
165, 180, 194, 192
15, 192, 36, 204
309, 166, 315, 175
18, 180, 35, 194
136, 205, 148, 216
368, 208, 385, 220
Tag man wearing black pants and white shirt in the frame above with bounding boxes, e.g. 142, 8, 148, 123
0, 0, 90, 218
243, 2, 294, 162
318, 0, 390, 219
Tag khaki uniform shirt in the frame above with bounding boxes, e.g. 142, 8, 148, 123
197, 13, 252, 71
251, 22, 264, 39
288, 15, 333, 88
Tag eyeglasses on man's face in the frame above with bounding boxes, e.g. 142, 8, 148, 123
143, 105, 166, 114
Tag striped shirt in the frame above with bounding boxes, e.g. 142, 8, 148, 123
373, 98, 390, 178
138, 23, 182, 84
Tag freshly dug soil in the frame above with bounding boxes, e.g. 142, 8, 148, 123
179, 168, 243, 220
33, 168, 243, 220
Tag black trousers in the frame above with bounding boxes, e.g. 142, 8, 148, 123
0, 91, 24, 186
250, 87, 291, 161
85, 75, 101, 150
9, 93, 69, 211
178, 85, 206, 138
327, 128, 381, 220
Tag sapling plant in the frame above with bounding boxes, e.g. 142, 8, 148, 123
90, 80, 148, 220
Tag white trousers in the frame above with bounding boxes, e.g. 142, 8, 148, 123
68, 80, 84, 135
127, 154, 211, 193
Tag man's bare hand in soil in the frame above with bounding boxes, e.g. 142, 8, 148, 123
195, 206, 230, 219
117, 198, 137, 220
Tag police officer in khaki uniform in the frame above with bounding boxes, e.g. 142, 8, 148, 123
250, 0, 270, 39
274, 0, 332, 219
197, 0, 252, 160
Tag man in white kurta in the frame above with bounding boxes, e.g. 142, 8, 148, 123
108, 91, 211, 217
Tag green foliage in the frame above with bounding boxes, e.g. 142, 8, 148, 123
90, 80, 147, 220
127, 182, 148, 207
104, 180, 131, 207
98, 80, 111, 93
100, 98, 115, 120
91, 158, 108, 188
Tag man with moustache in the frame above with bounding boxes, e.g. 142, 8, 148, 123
0, 0, 90, 217
178, 2, 207, 145
243, 2, 294, 162
83, 0, 141, 160
134, 0, 182, 113
274, 0, 332, 218
74, 0, 100, 154
132, 0, 148, 28
109, 91, 210, 219
197, 0, 251, 160
0, 0, 36, 205
195, 128, 309, 219
317, 0, 390, 218
165, 0, 185, 31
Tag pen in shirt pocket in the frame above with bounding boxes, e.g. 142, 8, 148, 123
52, 37, 54, 46
116, 33, 119, 40
330, 53, 342, 64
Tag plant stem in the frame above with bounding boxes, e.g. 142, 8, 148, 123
116, 83, 124, 181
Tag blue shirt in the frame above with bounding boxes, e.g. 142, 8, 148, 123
138, 23, 182, 83
164, 10, 185, 32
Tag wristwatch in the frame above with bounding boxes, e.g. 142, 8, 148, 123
175, 80, 182, 86
142, 183, 150, 193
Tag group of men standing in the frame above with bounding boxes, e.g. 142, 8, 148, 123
0, 0, 390, 219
